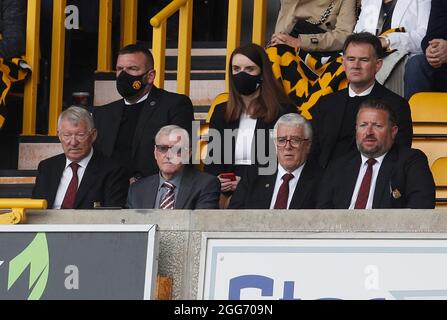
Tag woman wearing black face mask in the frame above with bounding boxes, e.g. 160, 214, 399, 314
204, 43, 297, 208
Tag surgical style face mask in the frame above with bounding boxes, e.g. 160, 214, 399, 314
116, 70, 150, 99
232, 71, 262, 96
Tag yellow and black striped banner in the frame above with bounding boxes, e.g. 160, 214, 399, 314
0, 57, 30, 129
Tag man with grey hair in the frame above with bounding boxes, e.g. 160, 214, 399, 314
33, 106, 129, 209
126, 125, 220, 209
317, 99, 435, 209
229, 113, 322, 209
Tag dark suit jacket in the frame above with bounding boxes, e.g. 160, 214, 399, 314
0, 0, 26, 58
204, 102, 297, 176
32, 151, 129, 209
310, 82, 413, 168
229, 161, 323, 209
93, 85, 194, 178
126, 166, 220, 209
316, 145, 435, 209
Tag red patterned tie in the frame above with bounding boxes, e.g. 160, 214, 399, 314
274, 173, 294, 209
354, 158, 377, 209
159, 181, 175, 209
61, 162, 80, 209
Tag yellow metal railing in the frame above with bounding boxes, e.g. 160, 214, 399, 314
0, 199, 47, 224
150, 0, 193, 95
22, 0, 41, 135
21, 0, 268, 135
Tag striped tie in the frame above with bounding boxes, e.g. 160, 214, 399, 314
159, 181, 175, 209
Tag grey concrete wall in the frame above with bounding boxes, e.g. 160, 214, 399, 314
24, 209, 447, 299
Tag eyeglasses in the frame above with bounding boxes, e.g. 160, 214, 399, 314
155, 144, 189, 155
59, 132, 91, 142
276, 136, 309, 147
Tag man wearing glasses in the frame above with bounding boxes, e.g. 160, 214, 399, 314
229, 113, 322, 209
32, 106, 129, 209
126, 125, 220, 209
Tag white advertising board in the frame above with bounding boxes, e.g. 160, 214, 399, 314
198, 233, 447, 300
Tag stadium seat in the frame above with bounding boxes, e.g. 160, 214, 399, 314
194, 92, 229, 171
409, 92, 447, 166
430, 157, 447, 208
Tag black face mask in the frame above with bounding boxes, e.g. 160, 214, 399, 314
116, 70, 149, 99
232, 71, 262, 96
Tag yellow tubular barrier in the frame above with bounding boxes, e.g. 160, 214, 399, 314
152, 20, 167, 89
177, 0, 193, 95
226, 0, 242, 91
48, 0, 67, 136
252, 0, 268, 46
97, 0, 113, 72
122, 0, 138, 47
22, 0, 41, 135
0, 199, 48, 225
150, 0, 192, 92
150, 0, 188, 28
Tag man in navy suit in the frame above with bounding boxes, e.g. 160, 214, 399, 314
317, 99, 435, 209
229, 113, 322, 209
33, 107, 129, 209
93, 43, 194, 181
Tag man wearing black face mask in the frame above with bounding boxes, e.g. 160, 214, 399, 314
93, 44, 194, 181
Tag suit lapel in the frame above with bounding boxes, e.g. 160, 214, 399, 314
74, 152, 101, 208
103, 101, 124, 156
324, 91, 349, 162
48, 155, 67, 208
175, 167, 194, 209
146, 175, 160, 208
372, 149, 397, 208
290, 163, 314, 209
340, 154, 362, 208
254, 173, 277, 208
131, 86, 160, 158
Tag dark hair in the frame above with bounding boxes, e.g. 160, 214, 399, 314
117, 43, 154, 69
357, 99, 398, 126
343, 32, 384, 59
225, 43, 292, 123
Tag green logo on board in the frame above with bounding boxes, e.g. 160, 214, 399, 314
7, 233, 49, 300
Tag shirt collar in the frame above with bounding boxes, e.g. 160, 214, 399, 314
360, 152, 387, 166
124, 92, 150, 105
348, 83, 375, 97
277, 162, 306, 179
158, 170, 184, 190
65, 148, 94, 169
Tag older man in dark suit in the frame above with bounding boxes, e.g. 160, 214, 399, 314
310, 32, 413, 169
32, 107, 129, 209
229, 113, 322, 209
317, 99, 435, 209
93, 43, 194, 181
126, 125, 220, 209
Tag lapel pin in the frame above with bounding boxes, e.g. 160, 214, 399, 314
392, 189, 401, 199
265, 184, 270, 188
150, 101, 156, 106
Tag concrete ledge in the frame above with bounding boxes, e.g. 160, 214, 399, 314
21, 209, 447, 299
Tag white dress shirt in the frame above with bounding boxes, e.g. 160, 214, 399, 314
234, 112, 257, 165
124, 92, 149, 105
52, 149, 94, 209
348, 83, 375, 97
349, 153, 387, 210
270, 163, 305, 209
